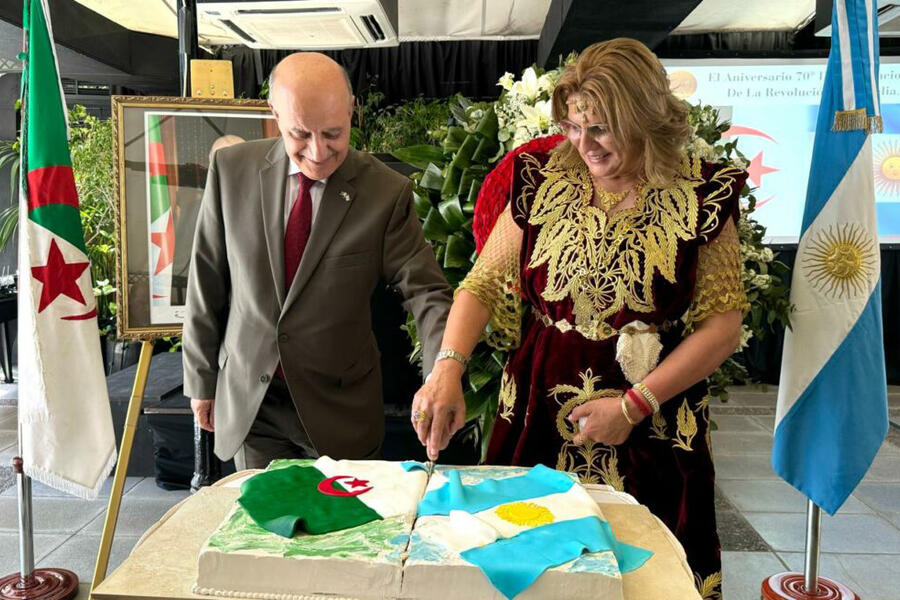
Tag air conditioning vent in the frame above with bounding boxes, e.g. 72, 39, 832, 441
220, 19, 257, 43
360, 14, 385, 41
197, 0, 398, 49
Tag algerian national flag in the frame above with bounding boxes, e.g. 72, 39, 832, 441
417, 465, 651, 599
18, 0, 116, 499
146, 113, 174, 319
238, 457, 427, 537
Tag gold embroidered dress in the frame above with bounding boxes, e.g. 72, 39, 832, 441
460, 149, 748, 599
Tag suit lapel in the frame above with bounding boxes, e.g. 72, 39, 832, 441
281, 150, 360, 315
260, 139, 289, 308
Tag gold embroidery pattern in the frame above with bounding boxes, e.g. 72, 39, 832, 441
698, 165, 744, 242
684, 219, 749, 331
551, 369, 625, 490
498, 369, 517, 423
649, 411, 669, 440
525, 152, 703, 329
694, 571, 723, 600
457, 205, 525, 350
673, 399, 698, 451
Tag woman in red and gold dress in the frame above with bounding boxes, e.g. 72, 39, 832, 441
412, 38, 748, 599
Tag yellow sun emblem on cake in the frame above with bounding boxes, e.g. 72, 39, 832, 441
802, 223, 876, 299
495, 501, 555, 527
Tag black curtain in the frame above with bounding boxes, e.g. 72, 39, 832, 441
218, 40, 538, 104
743, 245, 900, 385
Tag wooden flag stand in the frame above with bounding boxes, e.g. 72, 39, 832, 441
761, 500, 859, 600
89, 340, 154, 594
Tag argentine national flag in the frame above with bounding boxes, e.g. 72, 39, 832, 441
417, 465, 651, 599
774, 0, 888, 515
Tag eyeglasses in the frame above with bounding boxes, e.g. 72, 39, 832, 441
558, 119, 609, 143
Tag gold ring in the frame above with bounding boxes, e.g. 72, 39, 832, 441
412, 409, 429, 424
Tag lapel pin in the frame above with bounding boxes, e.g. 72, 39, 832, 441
340, 191, 351, 202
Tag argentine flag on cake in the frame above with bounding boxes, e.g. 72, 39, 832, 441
774, 0, 888, 515
410, 465, 651, 599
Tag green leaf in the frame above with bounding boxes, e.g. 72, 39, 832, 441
444, 233, 475, 269
471, 137, 499, 163
474, 106, 499, 140
440, 166, 462, 198
422, 208, 451, 242
442, 126, 466, 153
450, 103, 469, 125
419, 163, 444, 191
412, 191, 432, 219
450, 135, 479, 170
438, 198, 465, 229
391, 145, 446, 170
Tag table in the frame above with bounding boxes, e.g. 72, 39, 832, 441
92, 472, 702, 600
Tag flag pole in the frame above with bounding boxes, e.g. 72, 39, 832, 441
761, 500, 858, 599
0, 442, 78, 600
90, 339, 154, 592
803, 500, 821, 595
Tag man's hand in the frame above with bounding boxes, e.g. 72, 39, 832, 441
191, 398, 215, 432
411, 361, 466, 461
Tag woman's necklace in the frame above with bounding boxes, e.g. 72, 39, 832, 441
595, 185, 633, 212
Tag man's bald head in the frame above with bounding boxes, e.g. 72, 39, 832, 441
268, 53, 353, 107
267, 53, 355, 181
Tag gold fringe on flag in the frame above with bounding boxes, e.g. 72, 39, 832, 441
869, 115, 884, 134
832, 108, 869, 131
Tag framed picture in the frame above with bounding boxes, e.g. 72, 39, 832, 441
113, 95, 278, 339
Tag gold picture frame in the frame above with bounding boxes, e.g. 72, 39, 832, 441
112, 95, 278, 339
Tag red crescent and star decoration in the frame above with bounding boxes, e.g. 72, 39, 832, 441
317, 475, 373, 497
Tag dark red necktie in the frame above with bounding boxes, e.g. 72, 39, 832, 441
284, 172, 313, 290
276, 173, 313, 381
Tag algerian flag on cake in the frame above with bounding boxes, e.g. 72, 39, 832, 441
238, 457, 427, 537
417, 465, 652, 600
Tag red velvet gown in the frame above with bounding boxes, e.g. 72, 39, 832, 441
464, 148, 748, 599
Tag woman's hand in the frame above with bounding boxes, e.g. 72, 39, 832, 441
568, 397, 636, 446
411, 360, 467, 461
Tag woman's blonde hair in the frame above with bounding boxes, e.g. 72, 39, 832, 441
551, 38, 692, 186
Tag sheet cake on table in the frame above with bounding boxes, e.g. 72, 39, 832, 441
195, 460, 635, 600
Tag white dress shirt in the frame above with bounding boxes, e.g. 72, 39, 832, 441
285, 160, 328, 232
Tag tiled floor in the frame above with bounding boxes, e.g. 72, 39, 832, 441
0, 385, 899, 599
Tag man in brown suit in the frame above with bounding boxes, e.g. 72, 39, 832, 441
182, 53, 452, 469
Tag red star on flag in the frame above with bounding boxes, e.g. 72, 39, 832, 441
346, 478, 370, 489
150, 213, 175, 275
31, 238, 90, 313
747, 151, 779, 187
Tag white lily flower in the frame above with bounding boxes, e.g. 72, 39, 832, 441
510, 67, 540, 100
498, 72, 515, 91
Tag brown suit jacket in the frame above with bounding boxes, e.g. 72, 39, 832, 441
182, 138, 451, 460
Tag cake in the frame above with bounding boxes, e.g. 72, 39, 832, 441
194, 458, 648, 600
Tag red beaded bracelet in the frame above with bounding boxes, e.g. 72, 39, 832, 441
625, 388, 653, 417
